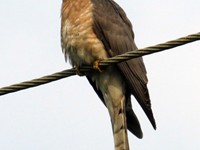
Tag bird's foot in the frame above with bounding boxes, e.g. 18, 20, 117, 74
93, 60, 103, 73
75, 66, 84, 76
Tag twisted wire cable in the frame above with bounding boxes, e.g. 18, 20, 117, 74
0, 32, 200, 96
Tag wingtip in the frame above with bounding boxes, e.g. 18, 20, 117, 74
137, 132, 143, 139
149, 116, 157, 130
153, 124, 157, 130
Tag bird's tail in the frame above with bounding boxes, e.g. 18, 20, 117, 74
110, 96, 129, 150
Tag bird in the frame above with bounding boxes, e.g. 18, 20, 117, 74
61, 0, 156, 149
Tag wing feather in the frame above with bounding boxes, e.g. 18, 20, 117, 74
91, 0, 156, 129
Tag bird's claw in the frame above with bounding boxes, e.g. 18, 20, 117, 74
75, 66, 84, 76
93, 60, 103, 72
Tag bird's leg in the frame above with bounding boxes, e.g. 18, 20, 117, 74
74, 66, 85, 76
93, 60, 103, 72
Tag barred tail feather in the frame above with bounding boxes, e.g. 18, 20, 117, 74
112, 96, 129, 150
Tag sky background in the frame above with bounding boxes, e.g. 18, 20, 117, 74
0, 0, 200, 150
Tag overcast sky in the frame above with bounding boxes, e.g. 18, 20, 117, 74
0, 0, 200, 150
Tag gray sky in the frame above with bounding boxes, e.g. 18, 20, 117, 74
0, 0, 200, 149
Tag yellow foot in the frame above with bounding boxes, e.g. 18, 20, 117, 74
93, 60, 103, 73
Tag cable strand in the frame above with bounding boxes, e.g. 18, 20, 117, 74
0, 32, 200, 96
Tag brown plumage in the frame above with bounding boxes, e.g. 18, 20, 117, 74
61, 0, 156, 149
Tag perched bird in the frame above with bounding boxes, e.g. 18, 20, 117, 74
61, 0, 156, 149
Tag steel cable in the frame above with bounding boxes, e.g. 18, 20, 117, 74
0, 32, 199, 96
